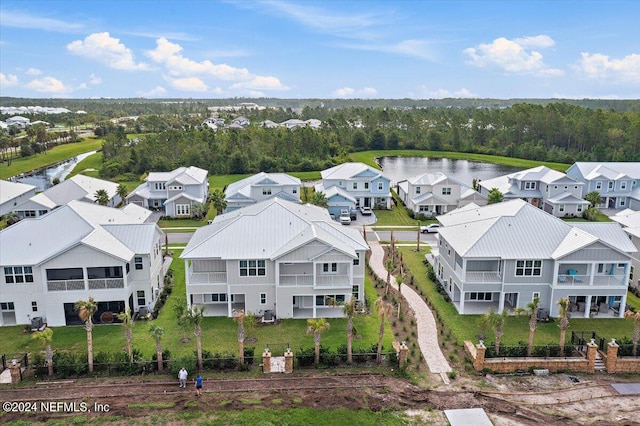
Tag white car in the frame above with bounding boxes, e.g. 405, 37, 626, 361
339, 209, 352, 225
420, 224, 440, 233
360, 206, 372, 215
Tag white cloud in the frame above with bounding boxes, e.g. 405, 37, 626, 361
360, 87, 377, 96
138, 86, 167, 97
229, 76, 288, 91
168, 77, 208, 92
340, 39, 436, 60
333, 87, 355, 97
24, 76, 71, 93
331, 87, 377, 97
464, 35, 563, 76
67, 32, 150, 71
575, 52, 640, 82
26, 68, 42, 76
421, 86, 477, 98
89, 73, 102, 85
0, 10, 84, 33
0, 73, 19, 87
247, 90, 266, 97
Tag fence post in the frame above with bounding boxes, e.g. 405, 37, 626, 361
474, 341, 486, 371
262, 349, 271, 373
284, 348, 294, 373
1, 354, 5, 370
586, 339, 597, 373
605, 338, 619, 373
23, 353, 28, 368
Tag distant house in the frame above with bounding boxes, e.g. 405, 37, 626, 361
434, 199, 635, 317
224, 172, 301, 212
0, 201, 165, 327
181, 198, 368, 319
127, 166, 208, 217
397, 172, 487, 216
14, 174, 121, 219
566, 162, 640, 210
0, 180, 37, 216
611, 209, 640, 288
231, 116, 250, 127
316, 162, 392, 217
5, 116, 30, 129
478, 166, 589, 218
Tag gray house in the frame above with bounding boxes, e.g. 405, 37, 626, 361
566, 162, 640, 210
611, 209, 640, 289
224, 172, 301, 212
433, 199, 635, 318
181, 198, 369, 319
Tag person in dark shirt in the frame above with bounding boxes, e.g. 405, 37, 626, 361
195, 375, 203, 396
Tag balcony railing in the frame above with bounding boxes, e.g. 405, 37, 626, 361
316, 274, 351, 288
465, 271, 502, 283
557, 274, 625, 286
189, 272, 227, 284
88, 278, 125, 289
47, 280, 85, 291
280, 274, 313, 286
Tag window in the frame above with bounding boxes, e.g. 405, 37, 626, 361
31, 301, 38, 312
364, 182, 369, 190
532, 292, 540, 302
352, 285, 359, 297
608, 181, 614, 190
621, 198, 626, 206
0, 302, 15, 311
137, 290, 146, 306
210, 293, 227, 302
577, 204, 583, 212
442, 187, 451, 195
597, 263, 604, 273
135, 256, 143, 270
322, 263, 338, 274
168, 185, 182, 190
38, 210, 48, 216
469, 292, 492, 301
617, 263, 626, 268
260, 293, 267, 304
154, 182, 166, 191
352, 182, 358, 190
377, 182, 383, 191
524, 182, 535, 190
515, 260, 542, 276
24, 210, 36, 217
554, 185, 558, 190
239, 260, 266, 276
558, 204, 565, 212
315, 294, 345, 306
262, 188, 272, 195
4, 266, 34, 283
353, 258, 360, 266
595, 181, 602, 190
126, 263, 130, 274
415, 186, 421, 194
293, 188, 297, 194
631, 266, 634, 281
176, 204, 191, 216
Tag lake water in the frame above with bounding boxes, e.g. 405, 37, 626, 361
14, 150, 97, 191
377, 156, 523, 186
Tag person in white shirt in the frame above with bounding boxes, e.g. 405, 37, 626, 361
178, 367, 188, 388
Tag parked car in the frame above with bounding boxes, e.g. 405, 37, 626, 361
420, 224, 440, 233
350, 208, 358, 220
360, 206, 372, 215
339, 209, 352, 225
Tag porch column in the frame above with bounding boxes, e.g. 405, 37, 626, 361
459, 292, 465, 314
589, 262, 595, 286
82, 266, 89, 290
619, 294, 627, 318
584, 295, 592, 318
498, 292, 505, 314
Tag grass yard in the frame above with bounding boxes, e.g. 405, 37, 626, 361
397, 247, 636, 346
68, 151, 103, 179
0, 137, 105, 179
373, 207, 424, 226
0, 251, 393, 361
627, 291, 640, 311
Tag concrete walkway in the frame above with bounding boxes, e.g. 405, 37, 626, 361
367, 239, 452, 375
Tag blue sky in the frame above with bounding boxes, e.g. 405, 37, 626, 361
1, 1, 638, 99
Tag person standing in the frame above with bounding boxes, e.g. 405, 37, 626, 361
178, 367, 188, 388
195, 374, 203, 396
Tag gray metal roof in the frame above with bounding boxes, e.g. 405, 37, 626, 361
321, 162, 389, 181
103, 224, 161, 253
0, 180, 35, 205
572, 162, 640, 180
225, 172, 301, 199
42, 174, 119, 205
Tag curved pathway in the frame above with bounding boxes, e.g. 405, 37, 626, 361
367, 238, 452, 375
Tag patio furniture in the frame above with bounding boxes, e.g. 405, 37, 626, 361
568, 269, 582, 283
536, 308, 550, 322
577, 302, 586, 312
558, 275, 567, 283
599, 303, 609, 314
261, 310, 275, 324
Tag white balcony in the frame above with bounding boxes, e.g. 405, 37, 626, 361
465, 271, 502, 283
316, 274, 351, 288
557, 274, 625, 286
88, 278, 125, 289
280, 274, 313, 286
189, 271, 227, 284
47, 280, 85, 291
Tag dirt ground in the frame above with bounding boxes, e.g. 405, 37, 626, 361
1, 371, 638, 425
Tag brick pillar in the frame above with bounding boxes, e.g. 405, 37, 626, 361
9, 360, 21, 384
586, 339, 597, 373
605, 339, 619, 373
262, 350, 271, 373
284, 348, 294, 374
398, 342, 409, 367
474, 341, 486, 371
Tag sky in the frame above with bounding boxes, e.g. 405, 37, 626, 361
0, 1, 639, 100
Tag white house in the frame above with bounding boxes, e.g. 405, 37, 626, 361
0, 180, 36, 216
397, 172, 487, 216
611, 209, 640, 288
14, 174, 122, 219
5, 116, 30, 129
181, 198, 369, 319
433, 199, 635, 318
224, 172, 301, 212
316, 162, 392, 217
0, 201, 165, 327
127, 166, 209, 217
478, 166, 589, 218
566, 162, 640, 210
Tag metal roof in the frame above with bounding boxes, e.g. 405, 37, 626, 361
320, 162, 388, 181
572, 162, 640, 180
0, 180, 35, 205
225, 172, 301, 199
41, 174, 119, 205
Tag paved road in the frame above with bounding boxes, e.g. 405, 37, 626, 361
167, 232, 193, 245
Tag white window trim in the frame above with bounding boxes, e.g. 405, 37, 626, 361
260, 293, 267, 305
515, 260, 542, 276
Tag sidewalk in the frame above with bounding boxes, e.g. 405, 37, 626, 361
367, 239, 452, 375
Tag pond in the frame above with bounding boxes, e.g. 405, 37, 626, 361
377, 156, 523, 186
13, 150, 97, 191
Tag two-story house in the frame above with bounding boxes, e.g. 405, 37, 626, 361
566, 162, 640, 210
224, 172, 301, 212
127, 166, 209, 217
478, 166, 589, 218
181, 198, 369, 319
14, 174, 122, 219
0, 180, 36, 216
397, 172, 487, 216
433, 199, 635, 318
611, 209, 640, 289
0, 201, 166, 327
316, 162, 392, 217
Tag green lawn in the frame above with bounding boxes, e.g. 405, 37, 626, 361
627, 292, 640, 311
398, 247, 636, 346
373, 207, 422, 226
0, 137, 104, 179
68, 151, 103, 179
0, 251, 393, 361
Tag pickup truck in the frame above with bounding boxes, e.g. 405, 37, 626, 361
339, 209, 352, 225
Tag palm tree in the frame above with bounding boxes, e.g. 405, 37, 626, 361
233, 309, 245, 365
186, 305, 206, 370
32, 327, 54, 376
94, 188, 109, 206
116, 183, 128, 205
342, 298, 357, 364
309, 191, 328, 208
396, 274, 404, 319
624, 310, 640, 356
519, 296, 540, 357
209, 189, 227, 215
478, 309, 508, 355
385, 259, 394, 295
307, 318, 330, 365
75, 297, 97, 372
557, 298, 570, 356
375, 297, 392, 364
149, 324, 165, 372
117, 308, 135, 364
585, 190, 602, 208
487, 188, 504, 204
